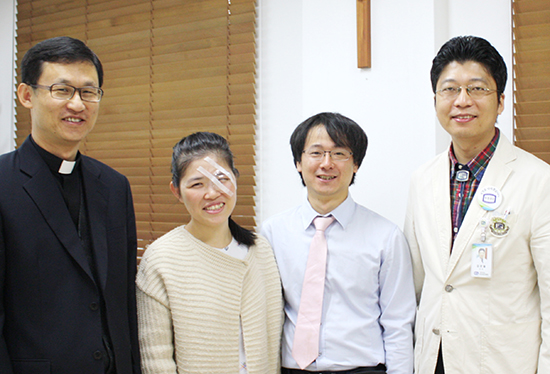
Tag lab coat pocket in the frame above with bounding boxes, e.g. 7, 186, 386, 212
481, 320, 540, 374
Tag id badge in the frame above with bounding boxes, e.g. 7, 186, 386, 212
471, 243, 492, 278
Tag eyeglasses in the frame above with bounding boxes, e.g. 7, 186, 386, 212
435, 86, 498, 100
30, 83, 104, 103
302, 148, 353, 161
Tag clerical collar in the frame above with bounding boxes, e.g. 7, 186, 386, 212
29, 135, 81, 175
58, 160, 76, 174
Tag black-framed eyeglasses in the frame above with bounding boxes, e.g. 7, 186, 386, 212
302, 148, 353, 161
30, 83, 104, 103
435, 85, 497, 100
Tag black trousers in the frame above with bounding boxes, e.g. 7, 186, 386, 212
282, 364, 386, 374
435, 345, 444, 374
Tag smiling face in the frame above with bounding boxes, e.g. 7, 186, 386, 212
171, 153, 237, 232
17, 61, 101, 160
297, 125, 358, 214
435, 61, 504, 153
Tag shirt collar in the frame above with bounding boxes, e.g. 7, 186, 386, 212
29, 135, 81, 175
449, 127, 500, 182
300, 193, 355, 231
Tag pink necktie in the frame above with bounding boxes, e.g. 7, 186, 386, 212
292, 215, 335, 369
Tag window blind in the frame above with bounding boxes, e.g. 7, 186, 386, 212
513, 0, 550, 163
15, 0, 258, 258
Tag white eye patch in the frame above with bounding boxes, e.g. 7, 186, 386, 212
196, 156, 236, 197
204, 156, 236, 186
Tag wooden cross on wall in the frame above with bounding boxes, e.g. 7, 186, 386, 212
357, 0, 371, 68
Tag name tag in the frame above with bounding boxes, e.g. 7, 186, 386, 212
471, 243, 492, 278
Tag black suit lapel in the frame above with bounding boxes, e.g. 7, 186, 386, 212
81, 157, 109, 290
18, 139, 96, 283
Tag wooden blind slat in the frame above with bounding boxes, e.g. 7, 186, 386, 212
515, 140, 550, 152
87, 0, 150, 14
514, 24, 550, 39
515, 88, 550, 102
24, 15, 87, 34
87, 1, 152, 23
515, 75, 550, 90
515, 51, 550, 64
514, 10, 550, 27
17, 0, 85, 20
515, 127, 550, 139
516, 101, 550, 114
17, 28, 87, 45
88, 21, 152, 40
514, 0, 550, 14
515, 36, 550, 52
516, 114, 550, 127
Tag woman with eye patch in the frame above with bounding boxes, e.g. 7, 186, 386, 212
136, 132, 283, 374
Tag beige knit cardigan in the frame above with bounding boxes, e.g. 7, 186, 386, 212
136, 226, 283, 374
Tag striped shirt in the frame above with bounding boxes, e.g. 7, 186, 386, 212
449, 128, 500, 242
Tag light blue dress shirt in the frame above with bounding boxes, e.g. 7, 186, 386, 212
261, 195, 415, 374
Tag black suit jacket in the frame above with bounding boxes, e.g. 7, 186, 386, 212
0, 137, 141, 374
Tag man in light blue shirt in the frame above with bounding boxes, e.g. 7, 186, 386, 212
261, 112, 415, 374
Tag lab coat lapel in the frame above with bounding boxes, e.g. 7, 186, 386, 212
431, 155, 454, 273
446, 137, 516, 278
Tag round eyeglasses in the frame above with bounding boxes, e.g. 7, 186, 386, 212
302, 148, 353, 162
435, 86, 498, 100
30, 83, 104, 103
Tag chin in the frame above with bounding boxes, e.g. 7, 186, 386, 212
204, 215, 230, 226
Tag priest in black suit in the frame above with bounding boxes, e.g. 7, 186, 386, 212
0, 36, 141, 374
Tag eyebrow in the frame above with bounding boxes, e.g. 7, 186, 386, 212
307, 144, 348, 150
185, 176, 205, 184
440, 77, 489, 85
55, 78, 99, 87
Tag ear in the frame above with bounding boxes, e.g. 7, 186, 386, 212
296, 161, 302, 173
17, 83, 34, 109
170, 181, 184, 203
353, 163, 359, 173
497, 93, 505, 115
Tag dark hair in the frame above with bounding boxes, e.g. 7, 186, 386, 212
171, 131, 256, 246
21, 36, 104, 87
290, 112, 368, 186
430, 36, 507, 97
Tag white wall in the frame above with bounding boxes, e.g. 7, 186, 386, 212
0, 0, 513, 229
256, 0, 512, 228
0, 0, 16, 155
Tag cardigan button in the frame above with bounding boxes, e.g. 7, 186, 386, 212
89, 302, 99, 311
93, 350, 103, 360
445, 284, 454, 292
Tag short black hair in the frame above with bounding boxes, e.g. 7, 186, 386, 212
431, 36, 507, 97
21, 36, 104, 87
290, 112, 368, 186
